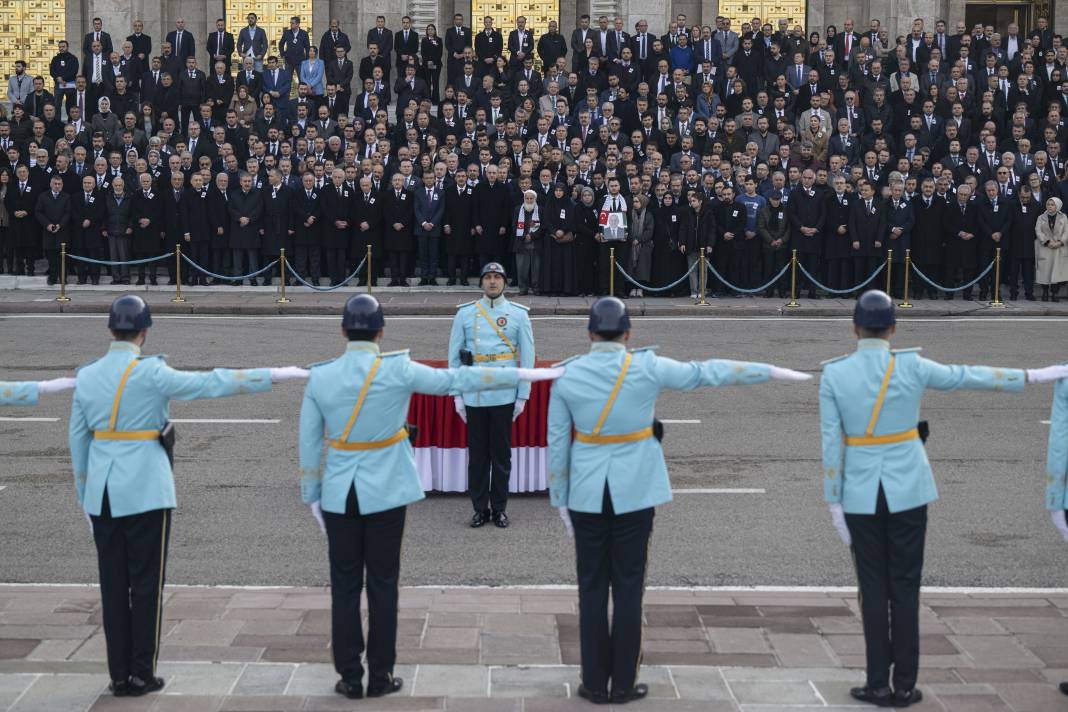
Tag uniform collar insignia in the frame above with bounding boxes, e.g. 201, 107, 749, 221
481, 295, 508, 308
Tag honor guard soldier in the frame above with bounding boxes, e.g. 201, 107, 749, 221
0, 377, 75, 405
298, 294, 561, 701
68, 295, 309, 698
819, 290, 1067, 708
1038, 358, 1068, 697
547, 297, 810, 705
448, 262, 535, 528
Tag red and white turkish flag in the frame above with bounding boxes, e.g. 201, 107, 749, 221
407, 360, 551, 492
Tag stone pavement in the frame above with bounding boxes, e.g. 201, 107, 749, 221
1, 585, 1068, 711
3, 278, 1068, 317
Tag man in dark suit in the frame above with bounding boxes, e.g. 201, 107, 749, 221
290, 171, 322, 284
207, 18, 236, 69
394, 64, 429, 110
445, 14, 472, 84
318, 168, 352, 285
571, 15, 593, 71
941, 183, 981, 300
507, 17, 534, 69
71, 175, 107, 284
832, 20, 861, 69
628, 20, 654, 80
177, 56, 207, 129
237, 14, 269, 70
166, 19, 195, 62
911, 177, 946, 298
326, 46, 355, 106
786, 168, 826, 299
380, 172, 415, 285
35, 174, 70, 284
83, 17, 113, 71
127, 20, 152, 63
358, 44, 390, 84
413, 172, 444, 285
353, 175, 382, 285
228, 171, 264, 285
367, 16, 394, 82
475, 17, 503, 78
279, 16, 312, 75
847, 180, 885, 294
319, 19, 352, 59
235, 58, 262, 100
975, 180, 1012, 301
394, 16, 420, 74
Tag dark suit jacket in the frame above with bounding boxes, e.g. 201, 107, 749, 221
394, 29, 420, 68
380, 187, 414, 251
206, 31, 236, 62
71, 189, 107, 250
326, 58, 355, 93
413, 185, 444, 237
166, 30, 196, 60
35, 190, 70, 249
83, 31, 113, 65
941, 199, 981, 267
279, 28, 311, 68
367, 28, 394, 57
228, 188, 264, 249
237, 26, 268, 58
127, 33, 152, 61
235, 69, 262, 98
319, 30, 352, 59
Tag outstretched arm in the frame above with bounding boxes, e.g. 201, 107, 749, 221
152, 362, 275, 400
918, 356, 1025, 392
0, 381, 40, 406
652, 356, 810, 390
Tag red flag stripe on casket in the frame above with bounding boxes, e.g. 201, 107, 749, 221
407, 360, 552, 448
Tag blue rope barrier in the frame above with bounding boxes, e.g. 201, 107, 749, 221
67, 252, 173, 266
286, 256, 367, 291
614, 259, 698, 292
181, 254, 278, 281
797, 261, 885, 295
706, 260, 792, 295
911, 260, 995, 293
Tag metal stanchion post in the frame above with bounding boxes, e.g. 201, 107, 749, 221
990, 247, 1005, 307
785, 249, 800, 308
697, 249, 708, 305
884, 249, 893, 295
899, 249, 913, 308
55, 242, 71, 302
609, 247, 615, 297
172, 245, 186, 303
366, 244, 373, 293
277, 248, 290, 304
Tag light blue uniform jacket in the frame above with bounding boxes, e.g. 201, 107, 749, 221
0, 381, 39, 406
820, 339, 1025, 514
299, 342, 520, 515
69, 342, 272, 517
1044, 375, 1068, 510
447, 295, 534, 407
548, 342, 771, 515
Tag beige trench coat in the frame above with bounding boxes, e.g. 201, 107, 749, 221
1036, 210, 1068, 285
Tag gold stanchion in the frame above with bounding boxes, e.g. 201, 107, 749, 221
884, 249, 893, 295
277, 248, 290, 304
366, 244, 373, 293
697, 249, 708, 305
989, 247, 1005, 307
899, 249, 913, 308
609, 247, 615, 297
55, 242, 71, 302
785, 249, 800, 308
172, 245, 186, 303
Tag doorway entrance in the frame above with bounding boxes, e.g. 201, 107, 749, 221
964, 2, 1033, 35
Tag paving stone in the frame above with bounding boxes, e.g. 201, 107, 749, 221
0, 639, 38, 660
643, 608, 702, 627
480, 613, 554, 634
396, 648, 480, 664
920, 634, 959, 655
296, 610, 331, 636
26, 639, 82, 661
218, 696, 306, 711
441, 698, 521, 711
427, 612, 480, 628
221, 608, 305, 621
423, 627, 479, 649
259, 647, 332, 664
0, 613, 92, 625
696, 605, 760, 618
489, 666, 575, 697
157, 662, 245, 695
727, 680, 821, 705
756, 605, 854, 617
811, 617, 863, 635
285, 663, 339, 696
707, 627, 770, 654
10, 673, 108, 712
410, 664, 488, 697
301, 695, 443, 711
720, 667, 865, 682
992, 682, 1068, 712
667, 667, 734, 700
942, 617, 1007, 635
645, 627, 706, 641
228, 593, 286, 609
767, 633, 838, 667
1027, 646, 1068, 667
159, 645, 265, 663
162, 601, 228, 621
0, 625, 95, 640
937, 694, 1013, 712
0, 674, 36, 709
520, 596, 575, 614
643, 652, 778, 667
153, 695, 225, 712
955, 668, 1046, 683
165, 620, 244, 647
231, 663, 296, 695
1000, 617, 1068, 634
930, 606, 1064, 618
948, 635, 1044, 668
697, 616, 816, 633
643, 639, 712, 653
88, 696, 159, 711
232, 635, 329, 650
824, 634, 864, 656
237, 619, 302, 636
519, 698, 594, 711
479, 632, 559, 664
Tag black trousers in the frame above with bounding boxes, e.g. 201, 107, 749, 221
762, 249, 788, 296
294, 245, 322, 283
324, 247, 346, 284
1009, 257, 1035, 297
845, 487, 927, 692
210, 247, 230, 280
798, 252, 820, 295
944, 259, 976, 298
728, 245, 759, 291
45, 248, 60, 281
466, 403, 512, 513
915, 261, 942, 298
323, 486, 406, 686
187, 242, 210, 284
389, 249, 410, 283
570, 485, 654, 696
91, 491, 171, 684
824, 256, 852, 292
75, 245, 103, 281
231, 248, 260, 282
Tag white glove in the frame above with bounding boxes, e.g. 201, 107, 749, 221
558, 506, 574, 538
309, 501, 326, 536
1026, 365, 1068, 384
453, 395, 467, 424
512, 399, 527, 422
269, 367, 310, 383
84, 510, 93, 536
828, 503, 851, 546
768, 366, 812, 382
517, 367, 566, 382
38, 377, 76, 394
1052, 510, 1068, 543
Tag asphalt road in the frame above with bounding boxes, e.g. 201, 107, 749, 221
0, 314, 1064, 588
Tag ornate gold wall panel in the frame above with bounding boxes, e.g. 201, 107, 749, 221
0, 0, 65, 101
718, 0, 806, 29
471, 0, 560, 68
226, 0, 313, 61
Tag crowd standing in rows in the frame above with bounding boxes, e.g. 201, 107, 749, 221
0, 12, 1065, 301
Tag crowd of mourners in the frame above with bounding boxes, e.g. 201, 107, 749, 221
1, 11, 1067, 300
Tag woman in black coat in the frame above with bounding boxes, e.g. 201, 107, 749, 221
421, 25, 443, 104
155, 73, 179, 123
650, 186, 685, 295
574, 186, 600, 296
541, 183, 577, 295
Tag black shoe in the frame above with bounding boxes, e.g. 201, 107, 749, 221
91, 278, 100, 285
944, 293, 953, 300
979, 291, 988, 301
849, 686, 895, 707
149, 278, 158, 286
610, 683, 649, 704
892, 688, 923, 707
446, 278, 457, 286
470, 511, 489, 528
334, 679, 363, 699
46, 277, 56, 285
808, 292, 820, 299
577, 685, 610, 704
492, 511, 509, 528
1060, 681, 1068, 696
1026, 294, 1036, 301
1010, 292, 1018, 300
108, 680, 129, 697
126, 675, 165, 697
366, 677, 403, 697
76, 277, 86, 285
